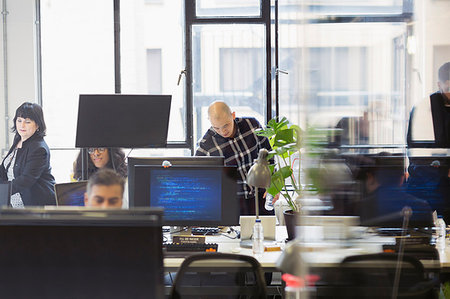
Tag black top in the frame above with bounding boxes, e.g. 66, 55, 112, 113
0, 133, 56, 206
407, 92, 450, 148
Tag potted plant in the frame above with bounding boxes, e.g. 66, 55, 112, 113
256, 117, 302, 239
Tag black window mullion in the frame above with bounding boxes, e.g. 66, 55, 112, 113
114, 0, 121, 94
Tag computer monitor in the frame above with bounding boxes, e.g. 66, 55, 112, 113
75, 94, 171, 148
134, 165, 239, 226
54, 181, 88, 206
354, 154, 434, 228
127, 156, 225, 206
0, 207, 164, 299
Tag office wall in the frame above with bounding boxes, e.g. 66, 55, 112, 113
0, 0, 37, 157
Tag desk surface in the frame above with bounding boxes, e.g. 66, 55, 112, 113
164, 225, 450, 272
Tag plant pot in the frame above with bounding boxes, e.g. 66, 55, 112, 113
283, 209, 299, 241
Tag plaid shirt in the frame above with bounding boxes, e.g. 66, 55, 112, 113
195, 117, 272, 199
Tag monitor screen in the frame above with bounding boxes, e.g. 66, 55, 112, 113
0, 207, 165, 299
54, 181, 88, 206
75, 94, 171, 148
134, 165, 239, 226
127, 156, 225, 206
353, 154, 434, 228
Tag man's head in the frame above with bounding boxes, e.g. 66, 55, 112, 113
208, 101, 236, 138
84, 168, 125, 208
354, 153, 405, 194
438, 62, 450, 100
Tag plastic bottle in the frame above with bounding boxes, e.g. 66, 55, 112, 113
265, 194, 274, 211
282, 273, 304, 299
436, 216, 446, 250
252, 219, 264, 255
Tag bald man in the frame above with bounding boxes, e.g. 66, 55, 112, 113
195, 101, 273, 215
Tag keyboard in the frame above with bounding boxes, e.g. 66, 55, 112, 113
164, 243, 218, 257
191, 227, 220, 235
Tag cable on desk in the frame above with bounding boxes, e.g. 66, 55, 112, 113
168, 227, 189, 235
219, 232, 239, 240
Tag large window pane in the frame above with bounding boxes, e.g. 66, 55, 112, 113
196, 0, 261, 17
121, 0, 185, 143
299, 0, 404, 16
41, 0, 115, 182
279, 21, 407, 147
192, 24, 267, 146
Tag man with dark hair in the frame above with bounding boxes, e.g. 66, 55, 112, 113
84, 168, 125, 208
408, 62, 450, 147
406, 62, 450, 221
356, 154, 433, 227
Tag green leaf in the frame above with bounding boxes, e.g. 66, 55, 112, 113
273, 129, 295, 147
278, 166, 293, 179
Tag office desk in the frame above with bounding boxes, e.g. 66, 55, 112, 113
163, 225, 447, 297
164, 227, 287, 272
164, 225, 447, 272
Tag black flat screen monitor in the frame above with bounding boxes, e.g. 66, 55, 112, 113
54, 181, 88, 206
128, 156, 225, 206
134, 165, 239, 226
354, 155, 434, 228
0, 207, 164, 299
75, 94, 171, 148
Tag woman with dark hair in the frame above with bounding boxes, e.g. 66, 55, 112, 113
72, 147, 127, 181
0, 102, 56, 207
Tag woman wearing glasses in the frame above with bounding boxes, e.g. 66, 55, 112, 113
72, 147, 127, 181
0, 102, 56, 207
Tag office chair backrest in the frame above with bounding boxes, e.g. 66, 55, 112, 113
403, 244, 439, 261
0, 182, 11, 207
336, 252, 437, 299
170, 252, 268, 299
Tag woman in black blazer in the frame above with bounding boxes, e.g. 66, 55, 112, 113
0, 102, 56, 207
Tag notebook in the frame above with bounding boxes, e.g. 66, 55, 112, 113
54, 181, 88, 206
0, 182, 11, 207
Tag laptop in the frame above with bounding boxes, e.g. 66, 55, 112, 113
0, 182, 11, 207
54, 181, 88, 206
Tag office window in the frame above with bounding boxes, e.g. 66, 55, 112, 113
121, 1, 185, 144
277, 13, 407, 147
196, 0, 261, 17
297, 0, 405, 15
220, 48, 263, 92
191, 24, 267, 146
40, 0, 115, 182
146, 49, 162, 94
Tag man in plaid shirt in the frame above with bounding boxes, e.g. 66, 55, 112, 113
195, 101, 273, 215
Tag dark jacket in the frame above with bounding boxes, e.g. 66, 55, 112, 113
407, 92, 450, 148
0, 133, 56, 206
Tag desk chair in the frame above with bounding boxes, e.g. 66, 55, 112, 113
403, 244, 439, 261
170, 253, 268, 299
334, 253, 438, 299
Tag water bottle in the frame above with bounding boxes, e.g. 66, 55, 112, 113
252, 219, 264, 255
436, 216, 446, 250
265, 194, 274, 211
